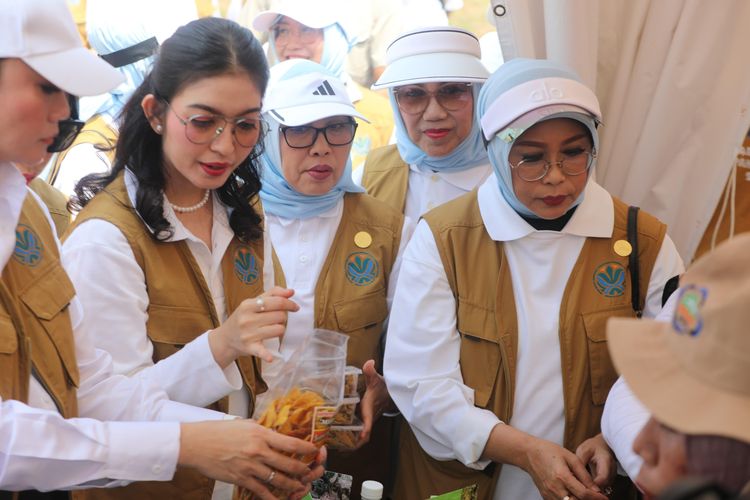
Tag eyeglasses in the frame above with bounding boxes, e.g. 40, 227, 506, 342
167, 105, 262, 148
48, 94, 84, 153
280, 121, 358, 149
393, 83, 473, 115
510, 148, 596, 181
271, 23, 324, 46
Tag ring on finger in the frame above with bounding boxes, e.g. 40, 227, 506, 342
265, 470, 275, 483
256, 297, 265, 312
563, 496, 570, 500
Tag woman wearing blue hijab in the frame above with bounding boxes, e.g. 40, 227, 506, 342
258, 58, 412, 496
383, 58, 684, 500
359, 26, 491, 223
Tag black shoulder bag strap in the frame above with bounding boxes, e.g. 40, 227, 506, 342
627, 206, 643, 318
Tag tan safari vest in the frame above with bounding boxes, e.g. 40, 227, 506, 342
361, 144, 409, 214
0, 194, 79, 420
47, 114, 117, 187
393, 191, 666, 500
70, 173, 266, 500
273, 192, 404, 490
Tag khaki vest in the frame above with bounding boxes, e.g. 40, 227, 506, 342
28, 177, 70, 238
272, 193, 404, 490
70, 173, 267, 500
393, 191, 666, 500
47, 114, 117, 187
0, 194, 79, 419
361, 145, 409, 214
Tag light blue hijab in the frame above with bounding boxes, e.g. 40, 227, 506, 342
83, 0, 158, 122
268, 19, 353, 79
477, 58, 600, 219
259, 61, 364, 220
390, 84, 489, 173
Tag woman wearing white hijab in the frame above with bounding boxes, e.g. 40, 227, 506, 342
383, 58, 684, 500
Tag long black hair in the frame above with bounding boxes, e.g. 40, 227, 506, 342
71, 17, 269, 242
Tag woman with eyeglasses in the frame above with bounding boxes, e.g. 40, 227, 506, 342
382, 58, 685, 500
255, 58, 412, 496
62, 17, 321, 500
250, 0, 394, 171
356, 26, 491, 223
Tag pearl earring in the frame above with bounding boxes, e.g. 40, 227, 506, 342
155, 125, 163, 133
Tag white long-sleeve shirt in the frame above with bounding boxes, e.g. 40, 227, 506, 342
0, 163, 226, 492
354, 160, 492, 223
262, 197, 413, 379
384, 174, 684, 499
62, 170, 271, 499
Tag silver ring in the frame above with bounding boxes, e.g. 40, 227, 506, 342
265, 470, 275, 483
563, 496, 570, 500
256, 297, 265, 312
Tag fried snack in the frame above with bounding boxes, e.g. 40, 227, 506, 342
327, 417, 364, 450
332, 396, 359, 425
256, 387, 327, 441
344, 365, 362, 397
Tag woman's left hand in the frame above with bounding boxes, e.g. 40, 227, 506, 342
356, 359, 394, 448
575, 433, 616, 492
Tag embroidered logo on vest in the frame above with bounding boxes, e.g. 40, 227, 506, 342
345, 251, 379, 286
593, 261, 626, 297
233, 246, 259, 285
13, 224, 43, 267
672, 285, 706, 336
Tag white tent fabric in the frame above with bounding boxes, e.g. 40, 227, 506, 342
488, 0, 750, 261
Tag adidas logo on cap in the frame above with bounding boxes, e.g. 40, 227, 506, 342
312, 80, 336, 96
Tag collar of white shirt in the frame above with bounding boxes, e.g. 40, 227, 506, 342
409, 162, 492, 192
269, 196, 344, 228
124, 168, 231, 243
0, 162, 30, 269
477, 173, 614, 242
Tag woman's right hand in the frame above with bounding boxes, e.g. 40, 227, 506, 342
209, 286, 299, 368
178, 419, 323, 499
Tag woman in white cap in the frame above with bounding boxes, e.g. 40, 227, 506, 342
63, 16, 321, 500
607, 234, 750, 499
358, 26, 491, 222
383, 58, 685, 500
0, 1, 322, 497
254, 58, 411, 496
251, 0, 394, 171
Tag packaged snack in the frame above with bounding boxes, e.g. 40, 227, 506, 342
327, 417, 364, 450
239, 329, 348, 500
344, 365, 362, 397
333, 396, 360, 425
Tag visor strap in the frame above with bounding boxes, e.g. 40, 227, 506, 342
100, 37, 159, 68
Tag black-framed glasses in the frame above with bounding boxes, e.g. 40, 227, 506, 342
48, 94, 85, 153
167, 104, 263, 148
393, 82, 473, 114
510, 148, 596, 182
280, 121, 358, 149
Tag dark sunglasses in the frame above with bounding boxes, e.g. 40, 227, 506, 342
47, 94, 85, 153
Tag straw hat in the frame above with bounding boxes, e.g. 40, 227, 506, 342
608, 233, 750, 443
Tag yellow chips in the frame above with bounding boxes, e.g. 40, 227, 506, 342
256, 387, 326, 441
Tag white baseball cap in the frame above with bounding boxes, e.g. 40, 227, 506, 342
263, 59, 368, 126
372, 26, 489, 90
0, 0, 124, 96
252, 0, 341, 32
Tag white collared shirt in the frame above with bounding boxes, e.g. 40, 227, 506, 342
384, 174, 684, 500
1, 162, 225, 491
262, 198, 413, 380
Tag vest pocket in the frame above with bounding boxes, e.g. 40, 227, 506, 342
333, 288, 388, 369
19, 264, 80, 387
582, 306, 634, 405
457, 301, 501, 409
148, 304, 214, 359
0, 315, 18, 354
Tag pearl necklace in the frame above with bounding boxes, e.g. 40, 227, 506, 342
167, 189, 211, 213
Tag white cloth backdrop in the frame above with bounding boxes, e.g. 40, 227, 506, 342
489, 0, 750, 261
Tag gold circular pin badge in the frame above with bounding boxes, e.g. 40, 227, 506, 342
614, 239, 633, 257
354, 231, 372, 249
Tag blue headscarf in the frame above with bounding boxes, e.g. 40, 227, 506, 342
259, 62, 364, 220
389, 84, 489, 173
268, 19, 353, 79
83, 0, 158, 122
477, 58, 600, 219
